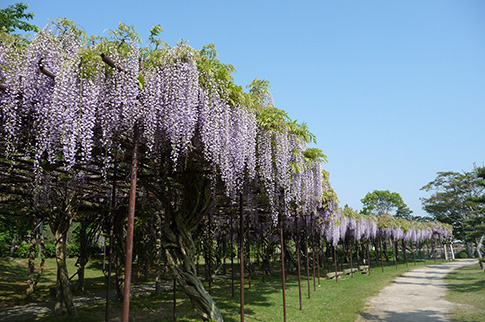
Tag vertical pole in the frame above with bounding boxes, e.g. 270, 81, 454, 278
424, 242, 427, 265
173, 277, 177, 322
247, 238, 251, 289
374, 241, 379, 263
260, 217, 265, 283
433, 240, 436, 263
122, 129, 139, 322
311, 216, 316, 292
208, 211, 212, 295
349, 239, 354, 279
105, 215, 114, 321
239, 194, 245, 322
231, 208, 235, 298
403, 240, 408, 268
304, 215, 311, 298
223, 236, 227, 275
196, 242, 200, 277
379, 237, 384, 273
105, 179, 116, 322
295, 214, 302, 311
339, 244, 343, 272
394, 240, 398, 271
333, 246, 338, 282
366, 239, 371, 276
316, 236, 321, 287
246, 212, 251, 289
279, 212, 287, 322
413, 242, 417, 266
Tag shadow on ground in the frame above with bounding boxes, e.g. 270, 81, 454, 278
360, 309, 454, 322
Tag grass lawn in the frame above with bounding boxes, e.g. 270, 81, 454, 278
444, 262, 485, 322
0, 257, 441, 322
0, 257, 107, 308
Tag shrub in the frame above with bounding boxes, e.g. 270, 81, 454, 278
14, 244, 31, 258
66, 244, 80, 258
44, 243, 56, 258
455, 250, 468, 258
0, 241, 10, 257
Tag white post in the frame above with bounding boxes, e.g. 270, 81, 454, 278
444, 244, 448, 260
450, 243, 455, 260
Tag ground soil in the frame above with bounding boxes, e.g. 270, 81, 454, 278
356, 259, 477, 322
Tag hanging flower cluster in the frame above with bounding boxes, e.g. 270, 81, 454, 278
320, 205, 453, 247
0, 21, 325, 215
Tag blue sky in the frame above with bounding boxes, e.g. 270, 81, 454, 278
7, 0, 485, 217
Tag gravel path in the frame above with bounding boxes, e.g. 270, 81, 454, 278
356, 259, 477, 322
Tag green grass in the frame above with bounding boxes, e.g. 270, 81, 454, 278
30, 259, 437, 321
444, 262, 485, 322
0, 257, 107, 308
3, 257, 461, 321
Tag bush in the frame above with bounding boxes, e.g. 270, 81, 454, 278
455, 250, 468, 258
15, 244, 31, 258
44, 243, 56, 258
0, 241, 10, 257
8, 243, 82, 258
66, 244, 80, 258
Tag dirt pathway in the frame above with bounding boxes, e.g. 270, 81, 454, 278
356, 259, 477, 322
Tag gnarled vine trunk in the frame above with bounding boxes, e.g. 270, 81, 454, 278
161, 211, 223, 321
50, 215, 78, 316
142, 169, 223, 322
77, 221, 89, 293
26, 219, 37, 299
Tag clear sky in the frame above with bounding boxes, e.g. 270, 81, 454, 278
6, 0, 485, 217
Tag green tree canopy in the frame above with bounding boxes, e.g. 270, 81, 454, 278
467, 167, 485, 257
361, 190, 412, 219
421, 170, 484, 243
0, 2, 39, 35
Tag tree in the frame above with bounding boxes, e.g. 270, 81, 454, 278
0, 2, 39, 35
421, 170, 484, 256
361, 190, 412, 219
467, 167, 485, 258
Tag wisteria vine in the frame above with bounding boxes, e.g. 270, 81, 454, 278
0, 21, 325, 216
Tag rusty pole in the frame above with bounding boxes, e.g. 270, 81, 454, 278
121, 129, 139, 322
279, 211, 287, 322
380, 236, 384, 273
260, 216, 265, 284
394, 240, 398, 271
173, 278, 177, 321
311, 216, 316, 291
349, 239, 354, 279
105, 179, 116, 322
333, 245, 338, 282
208, 210, 212, 295
403, 240, 408, 269
316, 240, 321, 287
304, 215, 311, 298
413, 242, 417, 266
367, 239, 371, 276
231, 209, 235, 298
239, 194, 244, 322
295, 214, 302, 311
